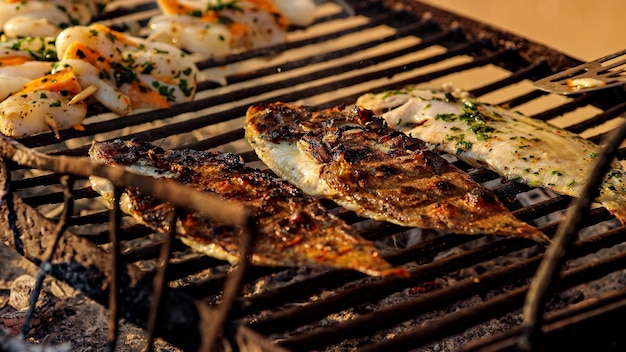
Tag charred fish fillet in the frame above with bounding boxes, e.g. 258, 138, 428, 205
357, 88, 626, 225
244, 102, 547, 242
88, 139, 405, 277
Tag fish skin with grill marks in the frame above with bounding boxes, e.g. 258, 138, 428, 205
244, 102, 548, 242
88, 139, 406, 277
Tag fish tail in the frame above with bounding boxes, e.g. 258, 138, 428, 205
601, 200, 626, 226
515, 223, 551, 244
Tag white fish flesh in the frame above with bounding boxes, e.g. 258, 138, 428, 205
356, 88, 626, 224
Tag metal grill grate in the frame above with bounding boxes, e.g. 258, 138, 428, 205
3, 0, 626, 351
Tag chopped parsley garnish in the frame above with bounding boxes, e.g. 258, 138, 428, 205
217, 16, 234, 25
10, 37, 58, 61
607, 170, 622, 179
206, 0, 242, 12
141, 62, 154, 74
444, 92, 457, 103
178, 79, 194, 97
152, 81, 176, 102
99, 69, 111, 80
470, 125, 495, 141
111, 62, 137, 87
446, 133, 472, 154
435, 113, 455, 121
105, 31, 116, 42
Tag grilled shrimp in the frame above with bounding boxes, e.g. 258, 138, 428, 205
0, 0, 110, 38
272, 0, 316, 27
147, 0, 299, 57
0, 61, 55, 100
0, 36, 57, 100
0, 68, 87, 138
0, 36, 58, 63
54, 24, 198, 116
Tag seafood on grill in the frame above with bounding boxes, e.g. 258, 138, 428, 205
0, 68, 86, 138
244, 102, 548, 242
0, 59, 55, 101
54, 24, 198, 116
356, 88, 626, 225
0, 36, 57, 95
0, 36, 58, 65
0, 0, 112, 38
88, 138, 407, 277
147, 0, 316, 58
272, 0, 317, 27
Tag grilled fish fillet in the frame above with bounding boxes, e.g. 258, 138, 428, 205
88, 139, 405, 277
356, 88, 626, 225
244, 102, 547, 242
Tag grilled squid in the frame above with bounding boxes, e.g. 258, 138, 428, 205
54, 23, 199, 116
0, 68, 87, 138
0, 0, 112, 38
147, 0, 315, 58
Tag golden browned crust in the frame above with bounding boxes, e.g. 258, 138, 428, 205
89, 138, 406, 277
244, 102, 548, 242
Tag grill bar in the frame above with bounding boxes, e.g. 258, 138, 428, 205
459, 284, 626, 352
278, 225, 626, 350
359, 237, 626, 352
247, 238, 541, 335
497, 90, 548, 110
469, 61, 550, 98
231, 233, 477, 318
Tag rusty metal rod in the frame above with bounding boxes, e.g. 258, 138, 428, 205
144, 210, 179, 352
106, 187, 123, 352
520, 120, 626, 351
204, 217, 257, 352
20, 175, 74, 337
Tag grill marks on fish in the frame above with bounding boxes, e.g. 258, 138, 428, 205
356, 88, 626, 225
88, 139, 405, 277
244, 102, 547, 242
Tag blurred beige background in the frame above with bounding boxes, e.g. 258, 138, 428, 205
420, 0, 625, 61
